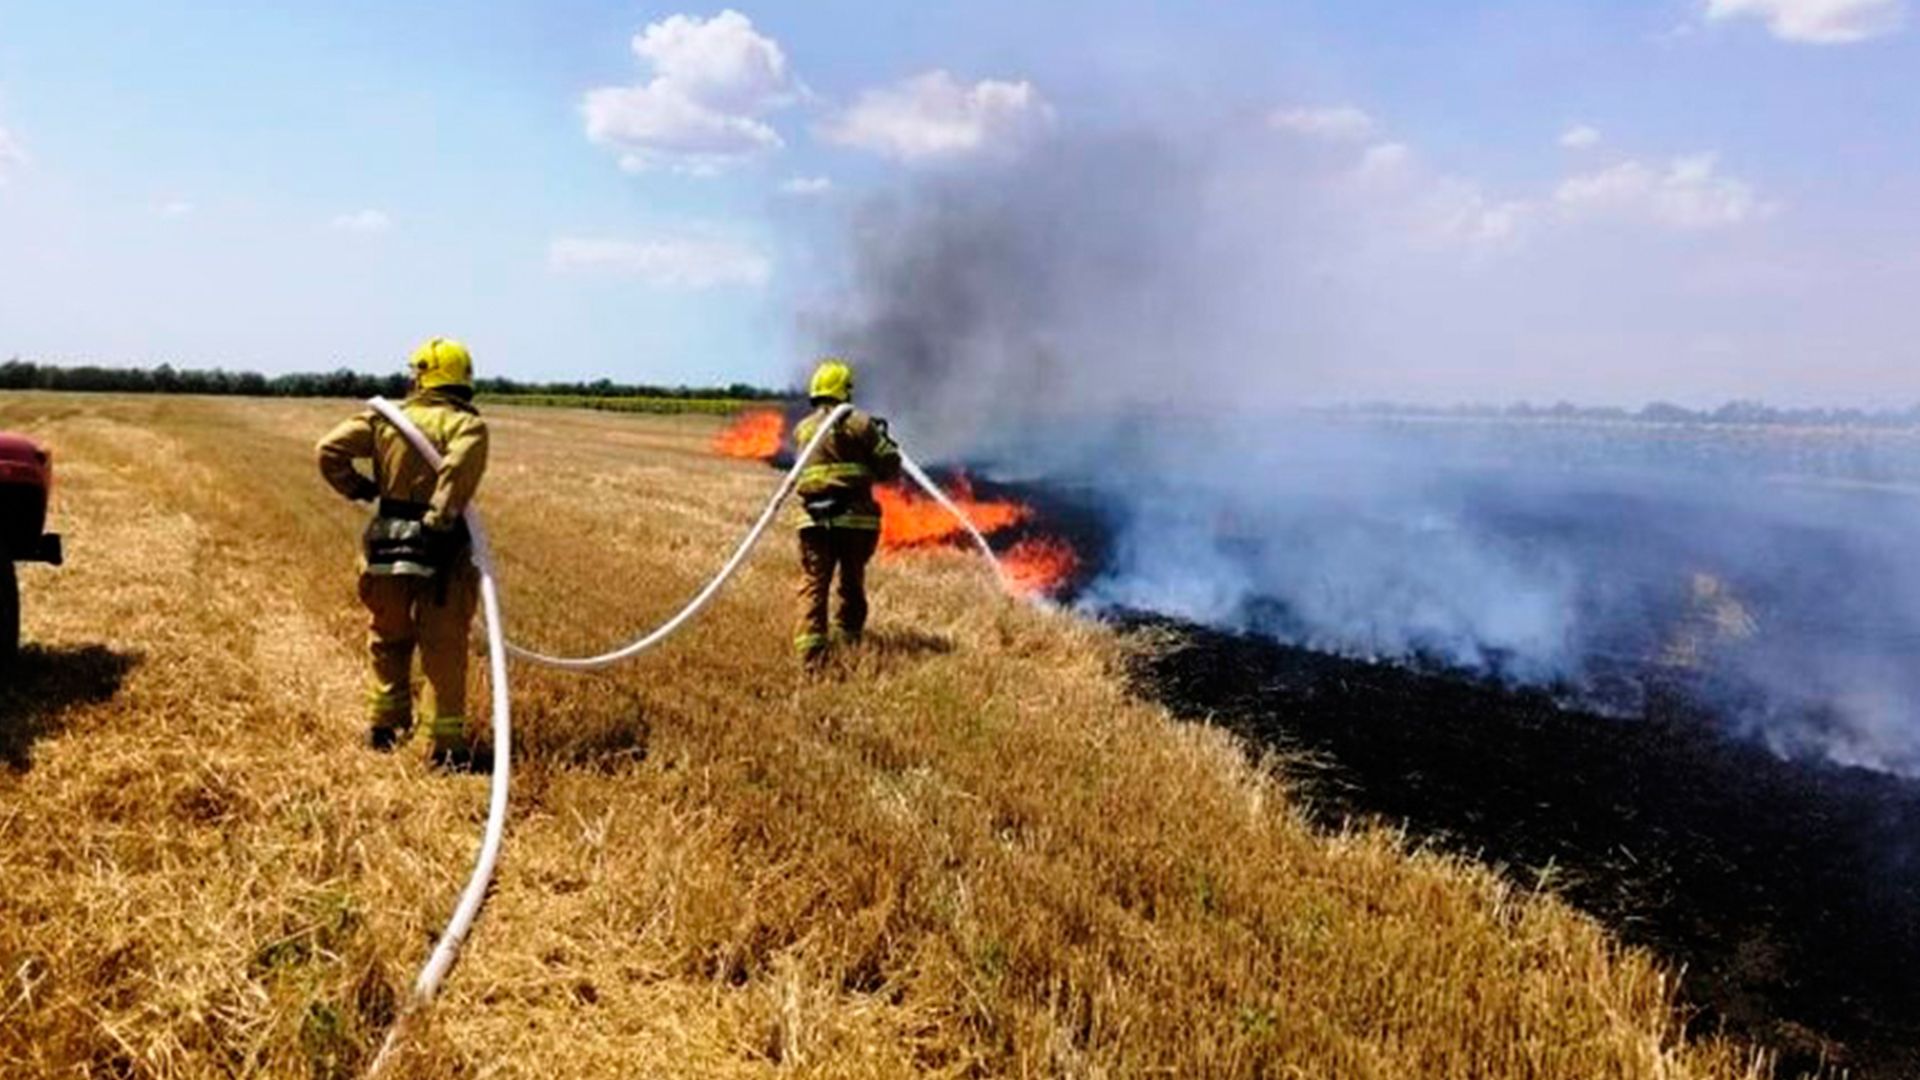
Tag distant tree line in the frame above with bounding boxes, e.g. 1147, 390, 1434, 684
1332, 398, 1920, 429
0, 359, 789, 402
7, 359, 1914, 427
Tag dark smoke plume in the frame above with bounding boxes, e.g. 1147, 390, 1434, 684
805, 129, 1920, 777
806, 132, 1339, 459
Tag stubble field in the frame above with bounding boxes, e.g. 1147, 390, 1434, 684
0, 392, 1772, 1078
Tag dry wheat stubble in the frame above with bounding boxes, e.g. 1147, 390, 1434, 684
0, 393, 1773, 1079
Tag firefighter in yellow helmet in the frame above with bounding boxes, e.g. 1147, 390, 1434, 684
792, 358, 902, 668
316, 338, 490, 767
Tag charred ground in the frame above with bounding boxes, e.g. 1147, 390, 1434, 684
1124, 617, 1920, 1078
955, 422, 1920, 1076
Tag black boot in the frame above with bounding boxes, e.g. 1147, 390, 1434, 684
368, 724, 404, 752
429, 741, 498, 773
428, 741, 471, 771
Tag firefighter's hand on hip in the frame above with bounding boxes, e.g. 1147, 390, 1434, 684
423, 522, 464, 567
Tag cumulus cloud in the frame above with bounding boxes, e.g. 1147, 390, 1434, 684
547, 234, 771, 288
1560, 124, 1602, 149
1339, 123, 1770, 250
1705, 0, 1906, 43
1430, 186, 1532, 247
818, 70, 1052, 163
583, 9, 796, 174
1555, 154, 1776, 229
1288, 110, 1531, 251
1329, 134, 1528, 249
1269, 104, 1377, 141
1359, 160, 1532, 250
330, 209, 393, 233
779, 175, 833, 196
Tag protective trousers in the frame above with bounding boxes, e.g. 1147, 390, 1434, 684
359, 559, 480, 749
795, 526, 879, 663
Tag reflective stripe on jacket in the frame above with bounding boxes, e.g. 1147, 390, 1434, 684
317, 389, 489, 571
791, 405, 901, 531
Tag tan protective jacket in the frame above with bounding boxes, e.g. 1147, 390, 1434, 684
791, 405, 901, 531
316, 390, 489, 532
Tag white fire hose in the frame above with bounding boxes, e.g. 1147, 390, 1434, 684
505, 404, 1009, 670
361, 397, 1006, 1070
363, 396, 511, 1076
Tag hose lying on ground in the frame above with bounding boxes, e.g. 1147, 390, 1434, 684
505, 403, 1009, 670
503, 403, 852, 671
362, 397, 513, 1076
358, 396, 1007, 1069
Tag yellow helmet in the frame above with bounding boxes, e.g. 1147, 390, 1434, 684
409, 337, 474, 390
808, 357, 854, 402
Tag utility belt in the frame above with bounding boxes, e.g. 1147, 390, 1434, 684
798, 485, 882, 532
364, 498, 471, 579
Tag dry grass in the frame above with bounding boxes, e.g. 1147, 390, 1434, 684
0, 392, 1772, 1079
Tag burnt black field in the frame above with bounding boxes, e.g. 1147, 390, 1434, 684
968, 416, 1920, 1077
1124, 619, 1920, 1077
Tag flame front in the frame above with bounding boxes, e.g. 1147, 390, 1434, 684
706, 425, 1083, 598
876, 474, 1030, 549
1002, 536, 1081, 598
713, 409, 785, 460
875, 476, 1082, 597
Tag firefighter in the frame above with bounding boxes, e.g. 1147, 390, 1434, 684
316, 338, 490, 766
792, 358, 901, 669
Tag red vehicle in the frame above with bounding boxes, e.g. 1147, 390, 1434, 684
0, 432, 63, 662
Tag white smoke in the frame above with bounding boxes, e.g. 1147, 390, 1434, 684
803, 127, 1920, 777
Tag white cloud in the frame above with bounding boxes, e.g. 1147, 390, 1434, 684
1339, 138, 1530, 250
1357, 141, 1413, 177
1395, 176, 1535, 250
1705, 0, 1906, 43
1555, 153, 1776, 229
330, 209, 393, 233
819, 70, 1052, 163
1559, 125, 1602, 150
631, 9, 794, 112
582, 9, 796, 174
1433, 187, 1533, 247
159, 199, 194, 218
1344, 135, 1772, 251
779, 175, 833, 196
1269, 104, 1377, 141
547, 234, 771, 288
0, 126, 25, 183
586, 82, 782, 165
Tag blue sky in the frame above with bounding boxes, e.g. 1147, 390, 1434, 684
0, 1, 1915, 404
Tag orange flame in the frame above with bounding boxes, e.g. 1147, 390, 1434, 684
704, 425, 1084, 598
876, 474, 1031, 550
713, 409, 785, 459
1001, 536, 1082, 598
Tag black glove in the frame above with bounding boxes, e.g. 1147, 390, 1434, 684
422, 522, 465, 569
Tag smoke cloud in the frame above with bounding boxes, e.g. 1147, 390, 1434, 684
804, 127, 1920, 777
805, 131, 1344, 458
